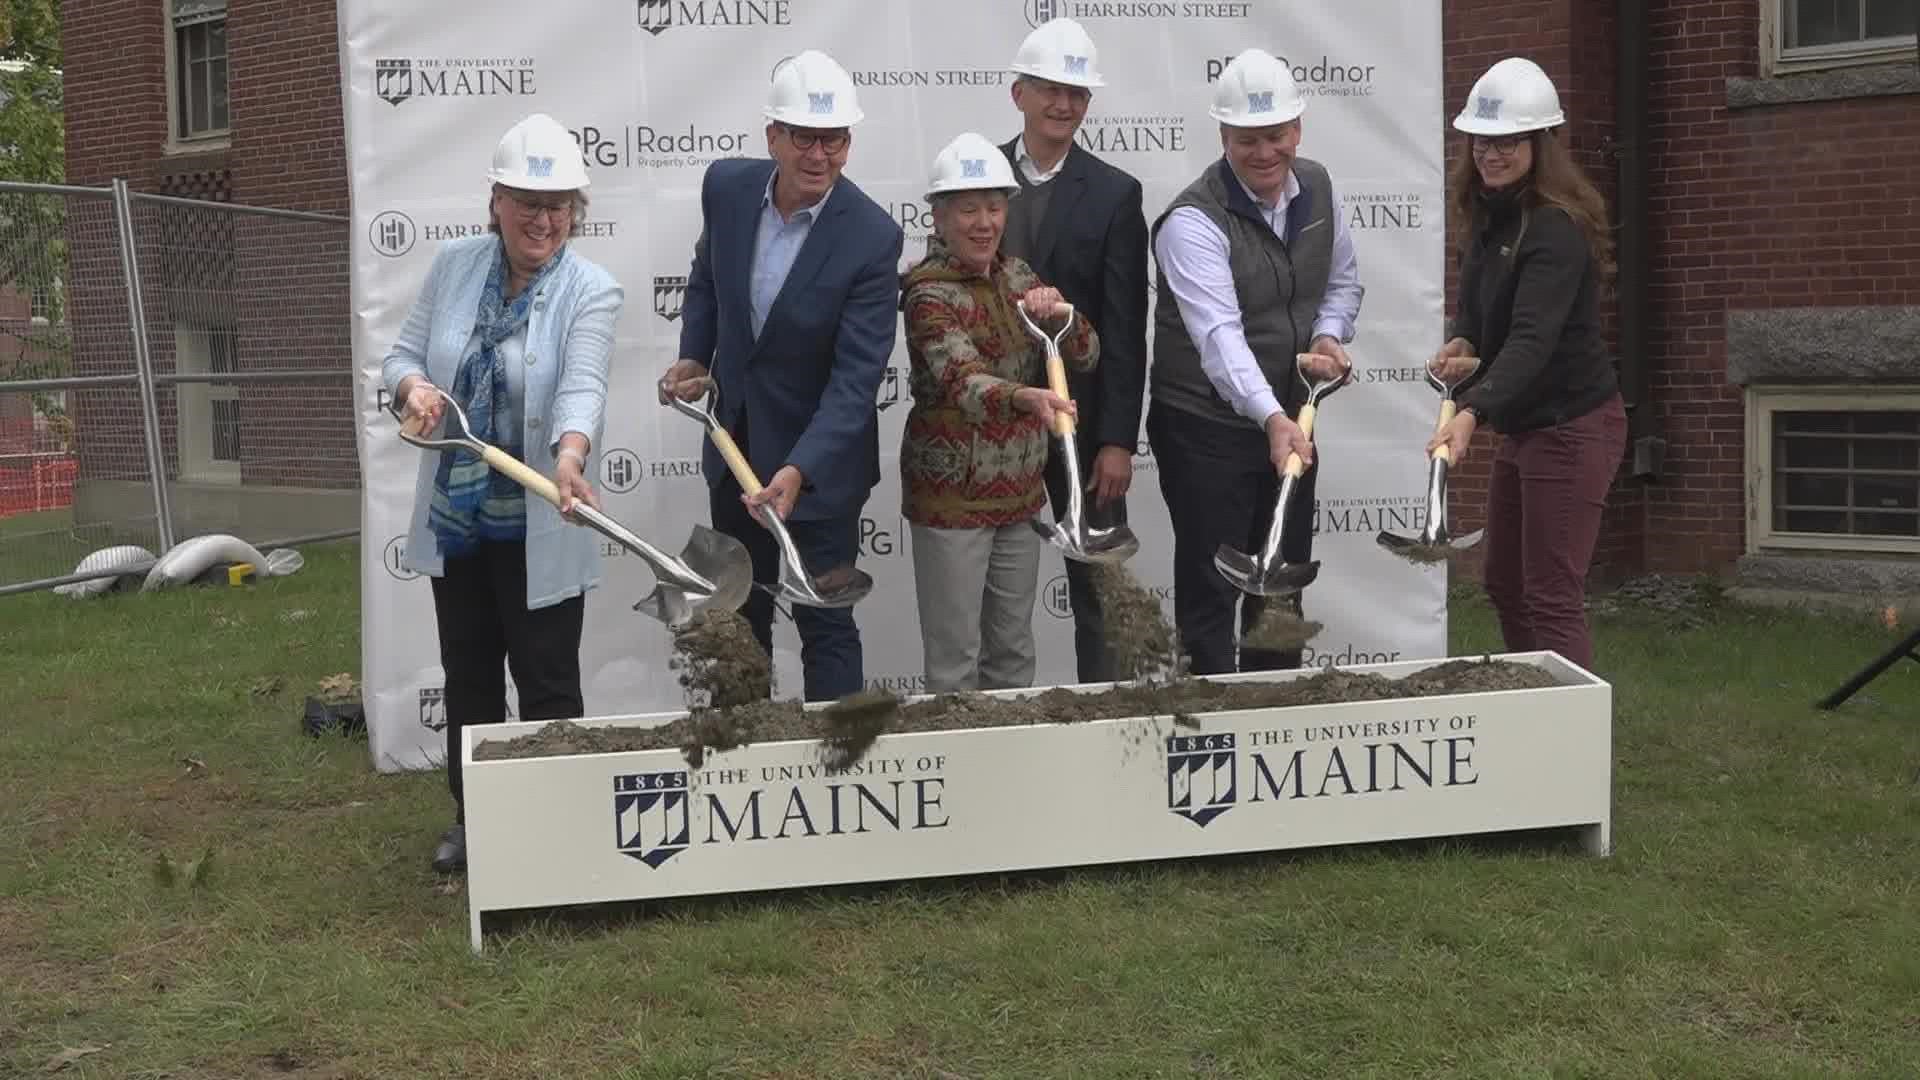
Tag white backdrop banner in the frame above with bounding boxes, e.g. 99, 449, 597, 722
338, 0, 1448, 772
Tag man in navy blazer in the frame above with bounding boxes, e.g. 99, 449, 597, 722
998, 19, 1150, 685
662, 50, 904, 702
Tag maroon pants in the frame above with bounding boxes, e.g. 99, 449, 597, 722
1482, 395, 1628, 670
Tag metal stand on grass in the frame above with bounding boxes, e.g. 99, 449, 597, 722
1815, 624, 1920, 710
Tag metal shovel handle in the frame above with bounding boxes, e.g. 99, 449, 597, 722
1017, 299, 1077, 440
391, 384, 485, 455
1424, 354, 1480, 464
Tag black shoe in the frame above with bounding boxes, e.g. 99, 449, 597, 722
431, 824, 466, 874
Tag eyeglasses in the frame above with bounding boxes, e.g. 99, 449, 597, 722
503, 192, 575, 220
779, 124, 850, 155
1470, 134, 1528, 157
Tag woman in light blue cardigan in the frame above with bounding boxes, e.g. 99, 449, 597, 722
383, 113, 625, 874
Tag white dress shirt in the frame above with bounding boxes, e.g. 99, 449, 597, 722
1014, 135, 1069, 186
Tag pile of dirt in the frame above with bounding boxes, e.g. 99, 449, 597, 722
472, 656, 1563, 765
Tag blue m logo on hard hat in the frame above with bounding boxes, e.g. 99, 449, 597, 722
1475, 96, 1502, 120
961, 158, 986, 178
525, 155, 553, 178
1247, 91, 1273, 113
808, 91, 835, 114
1064, 55, 1088, 75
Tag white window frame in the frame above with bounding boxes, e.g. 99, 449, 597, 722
1763, 0, 1919, 76
174, 322, 240, 485
1745, 386, 1920, 555
165, 0, 231, 151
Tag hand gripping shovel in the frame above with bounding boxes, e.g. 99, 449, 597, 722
661, 378, 873, 610
1377, 358, 1486, 561
1018, 299, 1139, 565
391, 386, 752, 627
1214, 356, 1352, 597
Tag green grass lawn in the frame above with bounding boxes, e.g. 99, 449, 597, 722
3, 541, 1917, 1079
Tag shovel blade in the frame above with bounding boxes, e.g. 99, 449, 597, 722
1376, 531, 1424, 553
630, 526, 754, 627
1448, 528, 1486, 550
1034, 519, 1140, 565
679, 525, 754, 610
779, 562, 875, 610
1213, 544, 1319, 597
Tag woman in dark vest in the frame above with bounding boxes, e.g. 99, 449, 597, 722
1428, 57, 1628, 670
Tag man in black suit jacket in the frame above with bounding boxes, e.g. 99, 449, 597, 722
662, 51, 903, 701
998, 17, 1149, 684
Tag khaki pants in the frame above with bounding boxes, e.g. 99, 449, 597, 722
910, 522, 1042, 693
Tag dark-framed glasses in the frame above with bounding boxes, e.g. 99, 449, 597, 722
1470, 134, 1528, 157
780, 124, 851, 155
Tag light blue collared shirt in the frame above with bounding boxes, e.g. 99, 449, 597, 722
750, 171, 834, 339
1153, 166, 1364, 427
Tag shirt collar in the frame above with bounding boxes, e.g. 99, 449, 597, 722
1232, 166, 1300, 215
762, 170, 835, 223
1014, 135, 1069, 184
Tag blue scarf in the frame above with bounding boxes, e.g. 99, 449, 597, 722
428, 240, 566, 558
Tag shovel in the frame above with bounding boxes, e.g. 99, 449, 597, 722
1018, 299, 1139, 565
391, 386, 752, 627
1377, 358, 1486, 559
660, 377, 873, 610
1214, 355, 1352, 598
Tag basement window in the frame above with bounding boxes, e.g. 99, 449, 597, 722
1748, 389, 1920, 555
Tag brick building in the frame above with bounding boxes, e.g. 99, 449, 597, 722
62, 0, 352, 540
57, 0, 1920, 581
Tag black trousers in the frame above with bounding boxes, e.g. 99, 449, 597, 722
429, 540, 584, 820
1041, 431, 1129, 684
1146, 402, 1318, 676
706, 423, 863, 702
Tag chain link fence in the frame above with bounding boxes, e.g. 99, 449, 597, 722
0, 180, 356, 595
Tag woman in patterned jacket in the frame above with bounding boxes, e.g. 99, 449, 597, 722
900, 132, 1100, 694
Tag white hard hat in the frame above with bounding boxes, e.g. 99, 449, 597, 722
1208, 48, 1307, 128
1453, 57, 1564, 135
925, 132, 1020, 200
486, 113, 590, 191
765, 50, 865, 128
1009, 17, 1106, 89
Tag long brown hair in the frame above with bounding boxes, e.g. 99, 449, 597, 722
1450, 129, 1614, 278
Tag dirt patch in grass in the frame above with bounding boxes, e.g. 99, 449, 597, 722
474, 657, 1560, 765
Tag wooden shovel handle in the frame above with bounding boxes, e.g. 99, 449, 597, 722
1430, 399, 1460, 465
705, 425, 764, 497
1281, 402, 1319, 480
1044, 348, 1075, 439
480, 445, 562, 507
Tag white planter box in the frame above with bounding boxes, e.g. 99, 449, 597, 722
461, 651, 1611, 952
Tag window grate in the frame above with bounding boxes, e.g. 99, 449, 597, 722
1772, 410, 1920, 538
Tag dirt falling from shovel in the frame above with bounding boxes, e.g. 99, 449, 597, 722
1242, 602, 1325, 653
669, 608, 771, 710
1090, 563, 1182, 682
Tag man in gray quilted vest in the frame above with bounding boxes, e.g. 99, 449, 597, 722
1147, 47, 1363, 676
